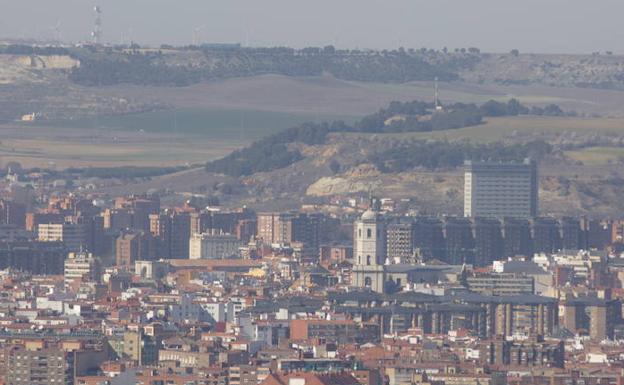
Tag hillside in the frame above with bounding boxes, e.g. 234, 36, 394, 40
6, 45, 624, 123
229, 121, 624, 216
95, 113, 624, 217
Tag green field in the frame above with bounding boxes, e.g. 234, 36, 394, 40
565, 146, 624, 165
42, 108, 359, 140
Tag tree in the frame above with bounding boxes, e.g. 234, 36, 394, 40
510, 49, 520, 57
329, 159, 341, 174
506, 98, 529, 115
323, 45, 335, 55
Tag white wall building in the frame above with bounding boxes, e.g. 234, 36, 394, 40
189, 232, 241, 259
64, 251, 101, 283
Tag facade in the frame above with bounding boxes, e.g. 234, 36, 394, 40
149, 210, 192, 259
473, 217, 503, 267
466, 273, 534, 296
0, 199, 26, 227
0, 241, 66, 275
115, 230, 152, 266
329, 291, 557, 338
257, 212, 279, 244
413, 217, 445, 262
38, 222, 87, 253
256, 212, 321, 257
532, 217, 561, 254
562, 298, 622, 341
387, 222, 415, 264
502, 217, 532, 257
464, 159, 538, 219
64, 251, 101, 283
352, 210, 387, 293
189, 232, 241, 259
482, 336, 564, 367
444, 217, 474, 265
6, 346, 74, 385
290, 319, 359, 344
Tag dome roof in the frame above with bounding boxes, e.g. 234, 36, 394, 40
361, 209, 376, 221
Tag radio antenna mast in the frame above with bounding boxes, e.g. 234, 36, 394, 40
91, 6, 102, 44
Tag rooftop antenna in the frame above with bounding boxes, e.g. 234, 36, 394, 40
434, 77, 443, 111
52, 20, 62, 44
244, 24, 250, 47
193, 25, 205, 46
91, 5, 102, 45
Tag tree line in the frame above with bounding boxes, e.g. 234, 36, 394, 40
67, 46, 480, 87
368, 140, 552, 173
205, 99, 565, 177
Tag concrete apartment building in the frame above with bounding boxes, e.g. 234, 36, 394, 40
38, 222, 87, 252
116, 230, 152, 266
464, 159, 538, 219
149, 210, 192, 259
189, 232, 241, 259
256, 212, 321, 257
64, 251, 101, 283
386, 222, 415, 264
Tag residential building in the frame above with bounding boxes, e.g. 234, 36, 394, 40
464, 159, 538, 218
189, 232, 241, 259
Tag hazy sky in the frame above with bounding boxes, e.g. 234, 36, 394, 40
0, 0, 622, 54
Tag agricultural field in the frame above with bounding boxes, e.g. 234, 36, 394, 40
0, 124, 241, 169
3, 72, 624, 170
40, 107, 357, 140
565, 147, 624, 166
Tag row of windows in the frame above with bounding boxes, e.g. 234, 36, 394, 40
357, 228, 381, 238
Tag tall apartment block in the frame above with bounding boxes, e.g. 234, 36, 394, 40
464, 159, 538, 219
386, 222, 415, 264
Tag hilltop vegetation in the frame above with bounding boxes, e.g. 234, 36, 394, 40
369, 140, 552, 173
7, 43, 624, 91
67, 45, 478, 87
205, 98, 568, 177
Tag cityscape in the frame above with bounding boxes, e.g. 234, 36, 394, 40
2, 1, 624, 385
0, 159, 620, 384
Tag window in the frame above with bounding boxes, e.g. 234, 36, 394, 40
366, 255, 371, 265
364, 277, 372, 287
367, 228, 372, 238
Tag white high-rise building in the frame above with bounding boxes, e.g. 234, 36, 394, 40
464, 159, 538, 219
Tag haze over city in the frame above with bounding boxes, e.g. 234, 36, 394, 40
1, 0, 623, 53
3, 2, 624, 385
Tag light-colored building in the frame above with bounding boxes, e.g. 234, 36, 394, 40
189, 232, 241, 259
64, 251, 101, 283
352, 209, 387, 293
38, 222, 87, 252
464, 159, 538, 219
135, 260, 169, 280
